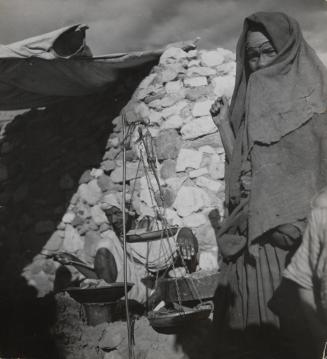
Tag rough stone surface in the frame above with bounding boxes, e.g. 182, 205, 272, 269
154, 129, 182, 160
184, 76, 208, 87
173, 186, 211, 217
196, 176, 223, 192
212, 75, 235, 98
200, 50, 225, 67
192, 100, 214, 117
62, 224, 84, 253
181, 116, 217, 140
78, 180, 102, 205
176, 149, 202, 172
160, 159, 177, 179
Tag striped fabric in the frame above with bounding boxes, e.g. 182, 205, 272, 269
284, 206, 327, 314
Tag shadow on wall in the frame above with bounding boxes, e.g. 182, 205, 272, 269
0, 63, 156, 358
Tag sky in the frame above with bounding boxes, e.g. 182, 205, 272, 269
0, 0, 326, 63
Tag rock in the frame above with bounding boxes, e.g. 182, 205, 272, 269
216, 61, 236, 76
184, 132, 223, 149
138, 73, 157, 89
103, 147, 121, 161
181, 116, 217, 140
173, 186, 211, 217
189, 167, 208, 178
192, 100, 214, 117
59, 174, 74, 190
62, 224, 84, 253
188, 59, 201, 67
161, 114, 184, 130
198, 145, 217, 154
79, 170, 92, 184
183, 213, 207, 227
134, 102, 150, 121
160, 159, 177, 179
200, 50, 225, 67
160, 68, 178, 83
149, 94, 184, 110
154, 187, 176, 208
101, 160, 116, 173
90, 168, 104, 178
196, 176, 223, 192
161, 100, 189, 119
78, 180, 102, 205
209, 154, 225, 179
165, 80, 183, 94
212, 75, 235, 98
155, 129, 182, 160
165, 176, 187, 193
97, 174, 114, 192
42, 259, 58, 275
35, 220, 55, 234
27, 270, 53, 297
148, 110, 162, 125
74, 201, 91, 220
184, 76, 208, 87
176, 149, 202, 172
71, 215, 84, 227
62, 212, 76, 224
43, 231, 63, 252
187, 66, 216, 77
102, 192, 122, 210
185, 86, 212, 101
84, 230, 102, 258
0, 164, 8, 182
110, 162, 142, 183
160, 47, 188, 63
91, 204, 108, 225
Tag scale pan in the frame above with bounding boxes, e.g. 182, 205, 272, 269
66, 282, 134, 303
148, 302, 212, 334
126, 227, 179, 243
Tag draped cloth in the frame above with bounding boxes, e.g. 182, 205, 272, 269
214, 12, 327, 358
227, 11, 327, 242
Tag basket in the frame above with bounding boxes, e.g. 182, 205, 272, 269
148, 302, 213, 334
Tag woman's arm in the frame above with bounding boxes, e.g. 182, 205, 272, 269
210, 95, 235, 162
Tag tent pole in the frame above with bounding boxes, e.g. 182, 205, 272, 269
122, 110, 134, 359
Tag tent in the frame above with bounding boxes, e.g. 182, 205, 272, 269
0, 24, 196, 110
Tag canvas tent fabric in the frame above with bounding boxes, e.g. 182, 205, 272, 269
0, 24, 195, 110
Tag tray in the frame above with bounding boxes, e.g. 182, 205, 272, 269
126, 227, 179, 243
66, 282, 134, 303
148, 302, 212, 334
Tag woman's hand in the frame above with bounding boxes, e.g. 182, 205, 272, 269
210, 95, 230, 128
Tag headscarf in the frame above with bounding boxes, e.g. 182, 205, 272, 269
230, 11, 327, 143
226, 12, 327, 240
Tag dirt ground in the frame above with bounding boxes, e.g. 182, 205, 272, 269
52, 293, 214, 359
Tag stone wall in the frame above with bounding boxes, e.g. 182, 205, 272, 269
1, 47, 235, 298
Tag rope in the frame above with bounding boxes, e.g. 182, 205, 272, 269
121, 110, 135, 359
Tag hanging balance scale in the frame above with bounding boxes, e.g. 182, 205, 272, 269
121, 115, 218, 335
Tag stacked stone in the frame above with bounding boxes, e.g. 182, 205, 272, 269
22, 46, 236, 296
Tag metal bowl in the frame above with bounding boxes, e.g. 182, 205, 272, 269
66, 282, 134, 303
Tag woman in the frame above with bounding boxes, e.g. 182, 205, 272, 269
210, 12, 327, 358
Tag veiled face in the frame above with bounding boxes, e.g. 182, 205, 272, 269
246, 30, 277, 72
